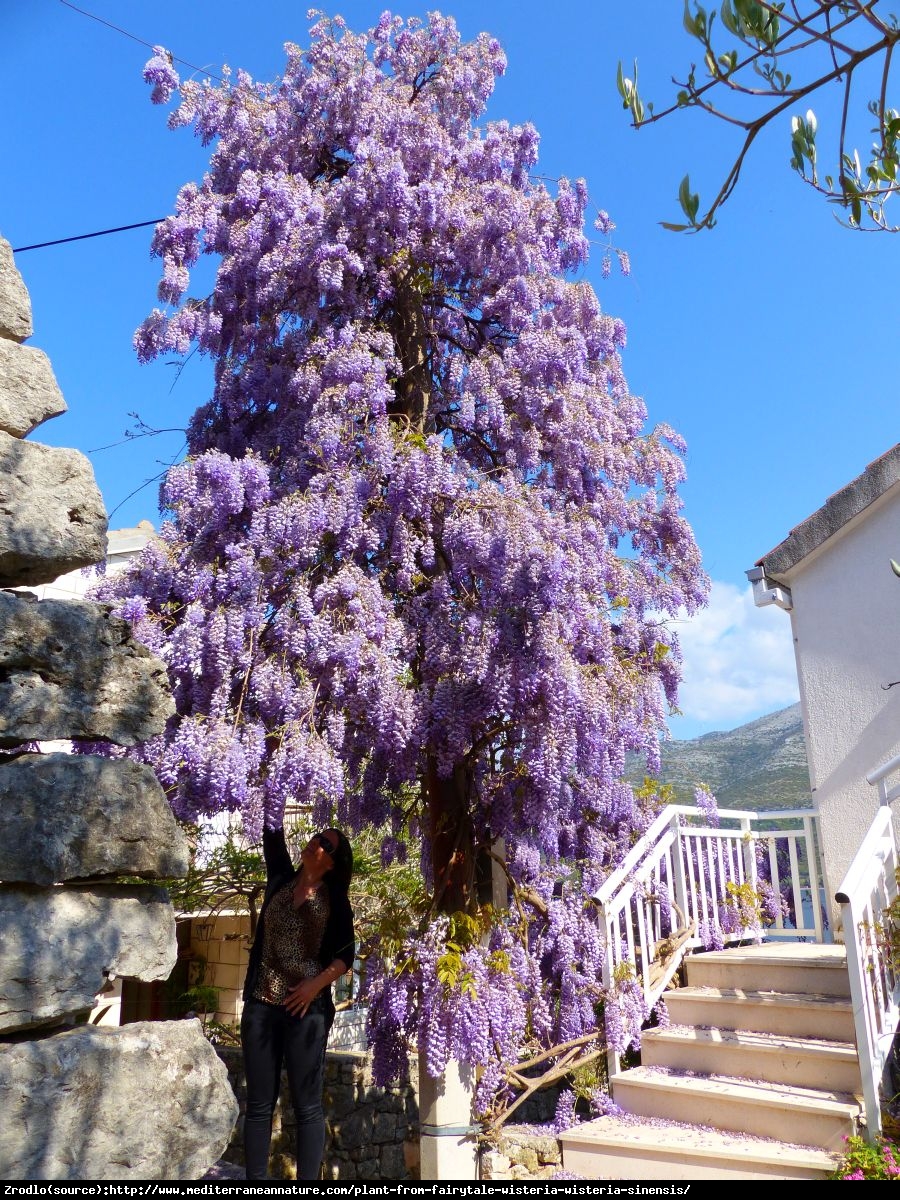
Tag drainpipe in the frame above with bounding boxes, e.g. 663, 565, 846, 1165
745, 565, 793, 611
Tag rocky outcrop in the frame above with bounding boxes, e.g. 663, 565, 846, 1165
0, 238, 32, 342
0, 1021, 239, 1180
0, 886, 177, 1032
0, 339, 66, 436
0, 591, 174, 746
0, 433, 107, 586
0, 753, 189, 884
0, 232, 237, 1178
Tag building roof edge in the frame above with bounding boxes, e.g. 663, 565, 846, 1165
757, 444, 900, 580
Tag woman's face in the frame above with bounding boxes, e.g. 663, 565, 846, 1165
302, 829, 338, 871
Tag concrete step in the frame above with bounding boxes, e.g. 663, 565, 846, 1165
611, 1065, 861, 1151
561, 1114, 840, 1180
686, 945, 850, 998
665, 986, 856, 1041
641, 1025, 861, 1093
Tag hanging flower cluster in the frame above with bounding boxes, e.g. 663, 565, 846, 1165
98, 10, 708, 1110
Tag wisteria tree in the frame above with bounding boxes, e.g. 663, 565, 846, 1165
100, 11, 706, 1118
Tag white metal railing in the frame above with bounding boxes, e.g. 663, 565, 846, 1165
836, 759, 900, 1140
596, 803, 826, 1075
867, 750, 900, 806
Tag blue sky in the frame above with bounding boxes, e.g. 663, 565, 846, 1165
4, 0, 896, 739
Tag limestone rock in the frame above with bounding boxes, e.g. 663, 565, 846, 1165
505, 1140, 539, 1172
0, 239, 32, 343
0, 339, 66, 436
0, 432, 107, 586
0, 1020, 238, 1179
0, 884, 177, 1031
481, 1151, 512, 1180
0, 753, 189, 883
0, 591, 174, 746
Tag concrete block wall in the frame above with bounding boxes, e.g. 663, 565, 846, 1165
190, 915, 252, 1022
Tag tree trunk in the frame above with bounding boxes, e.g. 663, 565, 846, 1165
425, 756, 476, 914
390, 260, 431, 432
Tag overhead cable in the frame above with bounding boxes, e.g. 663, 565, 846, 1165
13, 220, 166, 254
58, 0, 224, 83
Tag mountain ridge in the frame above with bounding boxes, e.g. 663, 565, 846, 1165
629, 703, 811, 811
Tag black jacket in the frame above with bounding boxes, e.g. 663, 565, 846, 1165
242, 827, 356, 1003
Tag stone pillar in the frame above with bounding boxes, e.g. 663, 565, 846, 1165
419, 1060, 479, 1180
0, 235, 238, 1179
419, 843, 507, 1180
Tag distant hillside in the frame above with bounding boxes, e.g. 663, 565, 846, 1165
627, 704, 811, 811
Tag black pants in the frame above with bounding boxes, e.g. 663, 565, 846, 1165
240, 996, 330, 1180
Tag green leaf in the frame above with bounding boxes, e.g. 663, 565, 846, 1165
678, 174, 691, 212
678, 174, 700, 223
616, 60, 627, 101
659, 222, 692, 231
683, 0, 705, 38
721, 0, 739, 35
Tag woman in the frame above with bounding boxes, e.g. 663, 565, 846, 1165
240, 825, 355, 1181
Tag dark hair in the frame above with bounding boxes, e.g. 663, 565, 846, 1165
324, 829, 353, 897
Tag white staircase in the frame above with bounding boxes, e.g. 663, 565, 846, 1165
562, 943, 863, 1179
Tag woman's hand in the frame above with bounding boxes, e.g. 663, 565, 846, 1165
284, 977, 322, 1017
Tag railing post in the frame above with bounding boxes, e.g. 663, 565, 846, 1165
672, 815, 690, 937
740, 815, 756, 892
804, 815, 824, 943
839, 893, 883, 1142
599, 905, 621, 1079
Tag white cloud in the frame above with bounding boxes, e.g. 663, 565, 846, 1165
670, 581, 799, 727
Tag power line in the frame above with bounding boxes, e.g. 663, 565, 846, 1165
18, 0, 224, 256
13, 220, 166, 254
18, 5, 228, 255
58, 0, 224, 83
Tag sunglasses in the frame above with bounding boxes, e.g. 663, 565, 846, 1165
312, 832, 336, 857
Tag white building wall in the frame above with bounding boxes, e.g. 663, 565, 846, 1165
784, 484, 900, 901
26, 521, 155, 602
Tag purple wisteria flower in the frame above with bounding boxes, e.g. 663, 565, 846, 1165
143, 45, 180, 105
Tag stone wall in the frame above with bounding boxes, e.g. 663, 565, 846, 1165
216, 1045, 420, 1180
0, 236, 238, 1179
480, 1127, 563, 1180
